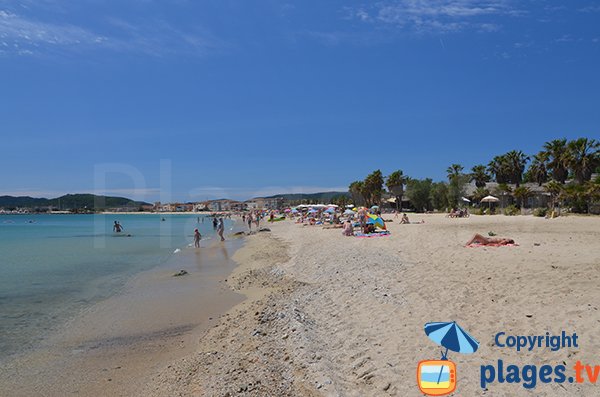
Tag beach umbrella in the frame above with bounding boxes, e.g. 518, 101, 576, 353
366, 214, 386, 229
343, 209, 355, 215
424, 321, 479, 356
461, 197, 471, 203
480, 195, 499, 203
284, 208, 292, 213
346, 204, 354, 208
308, 209, 318, 214
481, 195, 500, 210
424, 321, 479, 384
324, 208, 336, 214
371, 205, 379, 210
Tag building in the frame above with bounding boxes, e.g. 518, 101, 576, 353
244, 197, 284, 210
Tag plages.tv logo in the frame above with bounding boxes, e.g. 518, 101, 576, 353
417, 321, 480, 396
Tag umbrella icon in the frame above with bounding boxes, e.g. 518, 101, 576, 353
424, 321, 479, 385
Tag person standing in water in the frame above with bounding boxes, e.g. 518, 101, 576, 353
217, 218, 225, 241
113, 221, 123, 233
247, 213, 253, 230
194, 228, 201, 248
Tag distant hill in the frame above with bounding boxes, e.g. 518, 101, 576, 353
260, 191, 350, 202
0, 194, 150, 211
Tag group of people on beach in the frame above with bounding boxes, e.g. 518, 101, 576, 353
242, 211, 262, 230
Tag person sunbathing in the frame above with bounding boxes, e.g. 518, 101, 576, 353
466, 233, 515, 246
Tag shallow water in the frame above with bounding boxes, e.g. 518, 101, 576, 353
0, 213, 235, 361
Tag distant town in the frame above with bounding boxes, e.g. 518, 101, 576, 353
0, 192, 349, 214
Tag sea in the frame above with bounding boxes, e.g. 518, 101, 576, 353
0, 213, 237, 362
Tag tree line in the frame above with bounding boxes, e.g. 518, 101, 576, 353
346, 137, 600, 213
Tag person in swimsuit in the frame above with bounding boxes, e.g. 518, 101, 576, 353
466, 234, 515, 246
194, 228, 201, 248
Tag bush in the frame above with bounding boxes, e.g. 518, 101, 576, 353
503, 204, 520, 216
474, 207, 485, 215
533, 207, 548, 217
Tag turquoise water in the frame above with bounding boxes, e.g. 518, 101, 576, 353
0, 214, 233, 360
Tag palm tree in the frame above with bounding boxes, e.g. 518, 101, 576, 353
446, 164, 464, 182
526, 152, 549, 186
568, 138, 600, 184
488, 155, 511, 184
472, 187, 490, 203
544, 180, 563, 212
470, 165, 490, 188
386, 170, 406, 211
543, 138, 570, 184
513, 186, 532, 213
363, 169, 384, 207
504, 150, 529, 187
349, 181, 364, 206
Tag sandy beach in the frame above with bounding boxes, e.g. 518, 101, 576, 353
142, 214, 600, 396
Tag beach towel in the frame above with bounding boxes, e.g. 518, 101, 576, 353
466, 243, 519, 248
355, 231, 390, 238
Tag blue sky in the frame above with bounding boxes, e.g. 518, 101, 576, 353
1, 0, 599, 201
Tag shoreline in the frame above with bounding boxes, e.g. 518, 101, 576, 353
144, 214, 600, 396
0, 227, 247, 396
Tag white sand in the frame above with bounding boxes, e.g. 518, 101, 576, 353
143, 214, 600, 396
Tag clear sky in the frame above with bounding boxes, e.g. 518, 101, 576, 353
1, 1, 599, 201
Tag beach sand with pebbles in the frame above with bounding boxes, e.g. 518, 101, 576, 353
143, 214, 600, 396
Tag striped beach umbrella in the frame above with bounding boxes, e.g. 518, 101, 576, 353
424, 321, 479, 385
424, 321, 479, 356
366, 214, 386, 229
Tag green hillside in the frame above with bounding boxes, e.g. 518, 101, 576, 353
0, 194, 149, 211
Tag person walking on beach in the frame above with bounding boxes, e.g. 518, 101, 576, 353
113, 221, 123, 233
194, 228, 201, 248
217, 218, 225, 241
247, 213, 253, 230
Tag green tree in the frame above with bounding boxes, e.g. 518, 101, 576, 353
348, 181, 364, 206
472, 187, 490, 204
525, 152, 549, 186
568, 138, 600, 184
446, 164, 468, 208
446, 164, 464, 181
470, 165, 490, 188
363, 169, 384, 207
513, 186, 532, 212
430, 182, 449, 211
561, 183, 588, 213
504, 150, 530, 187
386, 170, 406, 211
544, 181, 563, 211
543, 138, 570, 184
406, 178, 433, 213
488, 155, 511, 184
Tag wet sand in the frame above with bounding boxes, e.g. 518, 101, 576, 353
0, 238, 244, 397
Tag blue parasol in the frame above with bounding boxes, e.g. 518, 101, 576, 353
424, 321, 479, 384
